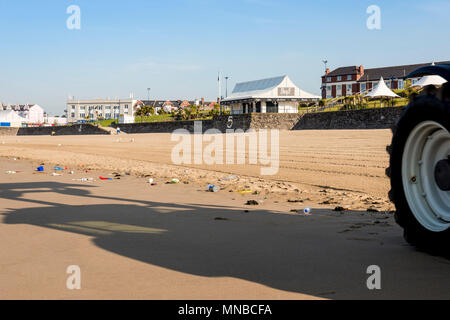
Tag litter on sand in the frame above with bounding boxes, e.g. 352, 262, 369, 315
5, 171, 21, 174
207, 185, 220, 193
99, 177, 113, 180
238, 190, 253, 194
303, 207, 312, 215
73, 178, 94, 182
36, 166, 44, 172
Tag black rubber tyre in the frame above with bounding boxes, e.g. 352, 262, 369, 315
388, 92, 450, 253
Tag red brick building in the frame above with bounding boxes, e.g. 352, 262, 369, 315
321, 60, 450, 99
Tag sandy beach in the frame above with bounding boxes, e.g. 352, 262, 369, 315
1, 130, 449, 299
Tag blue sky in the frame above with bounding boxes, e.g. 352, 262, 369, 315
0, 0, 449, 115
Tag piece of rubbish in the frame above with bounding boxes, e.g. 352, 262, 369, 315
170, 179, 180, 184
69, 171, 75, 175
238, 190, 252, 194
221, 175, 238, 181
52, 173, 62, 176
54, 166, 65, 171
148, 178, 154, 184
99, 177, 113, 180
73, 178, 94, 182
246, 200, 259, 206
207, 185, 220, 193
36, 166, 44, 172
5, 171, 17, 174
304, 207, 312, 215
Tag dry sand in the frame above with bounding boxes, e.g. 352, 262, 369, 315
0, 130, 449, 300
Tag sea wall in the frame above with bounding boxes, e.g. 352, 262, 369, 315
0, 124, 110, 136
0, 107, 406, 136
293, 107, 405, 130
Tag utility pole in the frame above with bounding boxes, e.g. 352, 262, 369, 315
218, 71, 222, 115
147, 88, 151, 105
322, 60, 328, 73
225, 76, 230, 98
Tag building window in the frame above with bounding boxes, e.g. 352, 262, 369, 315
337, 76, 342, 81
71, 113, 75, 118
327, 77, 331, 82
398, 79, 404, 89
337, 85, 342, 97
347, 75, 352, 80
347, 84, 352, 94
386, 81, 391, 88
361, 83, 366, 92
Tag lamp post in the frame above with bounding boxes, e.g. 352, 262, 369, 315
147, 88, 151, 105
225, 76, 230, 98
322, 59, 328, 73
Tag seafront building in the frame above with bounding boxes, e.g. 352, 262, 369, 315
321, 60, 450, 99
66, 98, 143, 122
222, 75, 320, 115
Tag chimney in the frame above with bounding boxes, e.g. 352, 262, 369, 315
359, 65, 364, 75
325, 68, 330, 75
201, 98, 204, 105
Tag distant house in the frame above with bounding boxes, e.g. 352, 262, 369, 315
179, 100, 191, 109
321, 60, 450, 99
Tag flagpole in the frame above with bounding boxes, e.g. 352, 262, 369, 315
218, 71, 222, 116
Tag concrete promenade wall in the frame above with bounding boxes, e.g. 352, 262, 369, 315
0, 107, 406, 136
0, 124, 109, 136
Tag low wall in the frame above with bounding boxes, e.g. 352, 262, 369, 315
0, 107, 406, 136
112, 107, 404, 134
293, 107, 405, 130
0, 124, 110, 136
0, 128, 19, 136
111, 120, 214, 134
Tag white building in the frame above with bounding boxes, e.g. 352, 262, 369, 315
0, 104, 45, 124
0, 110, 27, 127
222, 75, 320, 115
66, 98, 143, 122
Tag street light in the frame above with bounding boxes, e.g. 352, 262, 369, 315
322, 60, 328, 73
225, 76, 230, 98
147, 88, 151, 105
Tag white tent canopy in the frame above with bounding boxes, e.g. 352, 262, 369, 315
0, 110, 26, 122
413, 75, 447, 88
365, 77, 400, 98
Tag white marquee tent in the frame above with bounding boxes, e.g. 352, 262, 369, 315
0, 110, 26, 127
365, 77, 400, 98
413, 75, 447, 88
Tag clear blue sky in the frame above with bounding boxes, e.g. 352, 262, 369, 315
0, 0, 449, 115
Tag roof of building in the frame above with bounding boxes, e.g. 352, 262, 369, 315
358, 61, 450, 82
326, 66, 360, 77
232, 76, 286, 94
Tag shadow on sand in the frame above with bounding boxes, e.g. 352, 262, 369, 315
1, 181, 449, 299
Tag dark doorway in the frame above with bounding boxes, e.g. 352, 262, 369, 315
256, 102, 261, 113
266, 101, 278, 113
